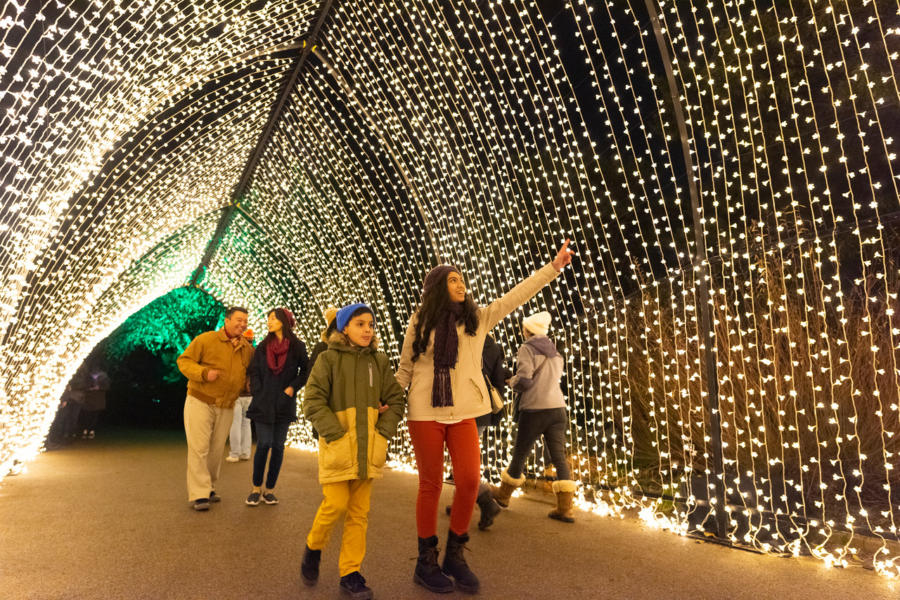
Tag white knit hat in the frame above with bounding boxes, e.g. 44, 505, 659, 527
522, 311, 551, 336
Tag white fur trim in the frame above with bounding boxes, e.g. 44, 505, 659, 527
327, 330, 379, 350
501, 469, 526, 487
551, 479, 577, 493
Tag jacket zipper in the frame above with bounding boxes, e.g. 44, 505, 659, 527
368, 362, 373, 387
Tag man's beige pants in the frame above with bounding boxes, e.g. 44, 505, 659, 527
184, 395, 234, 502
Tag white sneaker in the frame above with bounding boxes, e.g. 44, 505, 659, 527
225, 456, 239, 463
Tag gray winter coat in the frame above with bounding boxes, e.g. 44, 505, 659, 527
509, 335, 565, 411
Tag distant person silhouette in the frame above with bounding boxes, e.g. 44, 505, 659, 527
81, 367, 110, 439
226, 328, 257, 463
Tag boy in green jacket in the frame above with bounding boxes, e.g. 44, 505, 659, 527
300, 303, 406, 600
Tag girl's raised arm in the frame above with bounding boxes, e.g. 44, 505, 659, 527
481, 239, 574, 331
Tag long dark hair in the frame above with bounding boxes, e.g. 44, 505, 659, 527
411, 275, 479, 362
259, 308, 300, 351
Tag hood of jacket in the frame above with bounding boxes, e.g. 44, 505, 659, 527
327, 330, 380, 353
525, 335, 558, 358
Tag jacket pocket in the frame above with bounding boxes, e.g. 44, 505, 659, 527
371, 433, 388, 469
469, 378, 485, 401
320, 434, 353, 473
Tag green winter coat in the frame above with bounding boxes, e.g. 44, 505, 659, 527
303, 332, 406, 484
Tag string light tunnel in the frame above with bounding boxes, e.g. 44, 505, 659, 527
1, 0, 899, 577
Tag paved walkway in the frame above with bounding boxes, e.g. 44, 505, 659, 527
1, 429, 897, 599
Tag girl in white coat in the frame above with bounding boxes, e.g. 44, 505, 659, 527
397, 240, 574, 594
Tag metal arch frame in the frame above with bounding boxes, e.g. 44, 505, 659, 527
190, 0, 336, 287
643, 0, 728, 540
202, 206, 324, 311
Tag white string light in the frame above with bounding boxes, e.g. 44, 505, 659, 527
1, 0, 898, 577
0, 0, 319, 472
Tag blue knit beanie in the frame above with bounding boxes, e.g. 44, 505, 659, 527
335, 303, 375, 333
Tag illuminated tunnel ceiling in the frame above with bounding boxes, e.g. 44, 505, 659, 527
2, 0, 900, 573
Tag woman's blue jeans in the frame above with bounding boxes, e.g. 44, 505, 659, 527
252, 420, 291, 489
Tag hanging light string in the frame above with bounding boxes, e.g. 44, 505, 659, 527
1, 0, 898, 577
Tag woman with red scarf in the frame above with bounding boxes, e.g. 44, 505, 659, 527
397, 240, 574, 594
245, 308, 309, 506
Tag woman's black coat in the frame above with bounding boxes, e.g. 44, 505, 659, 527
308, 340, 329, 369
246, 335, 310, 423
476, 335, 512, 428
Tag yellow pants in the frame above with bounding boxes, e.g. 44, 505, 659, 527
306, 478, 374, 576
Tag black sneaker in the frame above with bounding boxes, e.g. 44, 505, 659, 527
263, 492, 279, 505
192, 498, 210, 511
209, 491, 221, 503
245, 492, 261, 506
301, 545, 321, 586
339, 571, 372, 600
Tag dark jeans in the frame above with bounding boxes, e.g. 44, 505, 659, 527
62, 403, 82, 437
252, 420, 291, 489
80, 409, 101, 432
507, 408, 571, 480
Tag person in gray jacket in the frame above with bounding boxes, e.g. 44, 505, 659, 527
493, 311, 576, 523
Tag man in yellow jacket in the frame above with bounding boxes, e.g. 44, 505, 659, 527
177, 306, 254, 510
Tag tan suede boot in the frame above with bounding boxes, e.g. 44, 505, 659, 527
492, 469, 526, 508
548, 480, 577, 523
541, 465, 556, 493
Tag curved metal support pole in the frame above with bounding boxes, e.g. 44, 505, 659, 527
643, 0, 728, 540
190, 0, 336, 286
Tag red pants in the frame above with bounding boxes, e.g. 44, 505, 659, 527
408, 418, 481, 537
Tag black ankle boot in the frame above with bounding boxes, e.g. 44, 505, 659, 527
476, 483, 501, 530
442, 530, 479, 594
414, 536, 454, 593
300, 545, 321, 586
339, 571, 372, 599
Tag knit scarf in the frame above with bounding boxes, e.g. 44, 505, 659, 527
432, 302, 463, 407
266, 336, 291, 375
